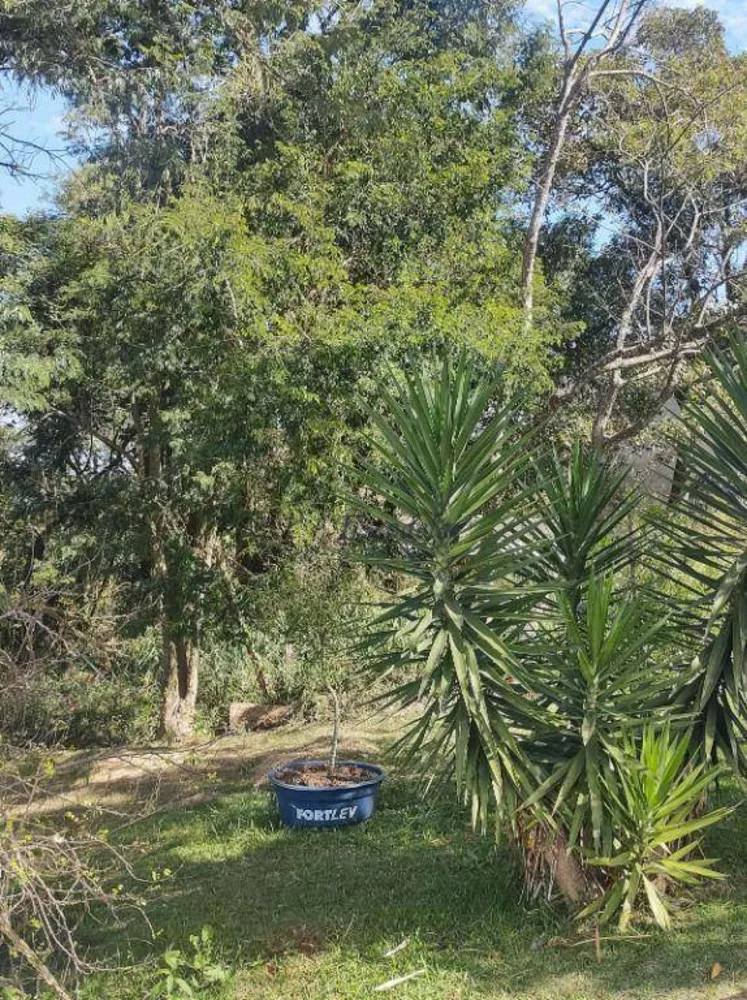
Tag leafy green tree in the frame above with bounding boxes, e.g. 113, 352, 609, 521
0, 0, 291, 199
1, 0, 569, 738
196, 0, 565, 378
0, 193, 372, 736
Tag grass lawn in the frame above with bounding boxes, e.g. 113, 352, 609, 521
56, 729, 747, 1000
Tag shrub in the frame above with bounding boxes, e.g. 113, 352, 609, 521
0, 636, 160, 748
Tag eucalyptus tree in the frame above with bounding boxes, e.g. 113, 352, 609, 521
542, 7, 747, 444
521, 0, 653, 329
0, 0, 270, 200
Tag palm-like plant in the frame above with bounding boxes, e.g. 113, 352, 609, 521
353, 353, 733, 925
353, 354, 547, 830
580, 727, 731, 931
665, 336, 747, 769
538, 443, 642, 595
523, 577, 670, 857
514, 446, 662, 856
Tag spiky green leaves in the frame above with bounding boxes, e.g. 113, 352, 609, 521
351, 352, 734, 928
522, 576, 671, 855
580, 727, 731, 931
537, 442, 642, 591
665, 336, 747, 770
352, 354, 546, 830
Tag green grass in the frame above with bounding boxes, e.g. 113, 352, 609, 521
71, 774, 747, 1000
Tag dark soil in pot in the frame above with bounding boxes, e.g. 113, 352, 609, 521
274, 763, 372, 788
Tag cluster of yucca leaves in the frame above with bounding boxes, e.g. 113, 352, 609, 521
353, 344, 746, 931
662, 339, 747, 770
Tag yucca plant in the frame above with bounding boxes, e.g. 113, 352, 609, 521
522, 576, 671, 858
352, 353, 733, 923
352, 354, 549, 831
537, 443, 643, 596
663, 336, 747, 770
580, 726, 731, 931
514, 447, 665, 886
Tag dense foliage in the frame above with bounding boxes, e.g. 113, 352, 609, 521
1, 0, 745, 740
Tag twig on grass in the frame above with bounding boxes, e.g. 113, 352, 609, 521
373, 968, 427, 992
383, 938, 411, 958
546, 932, 652, 950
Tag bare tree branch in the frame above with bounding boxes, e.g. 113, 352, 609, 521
521, 0, 653, 330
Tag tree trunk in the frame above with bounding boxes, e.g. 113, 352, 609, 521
521, 1, 651, 333
522, 96, 575, 331
160, 629, 199, 740
134, 399, 202, 741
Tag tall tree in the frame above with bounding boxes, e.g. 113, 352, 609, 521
1, 195, 362, 735
521, 0, 652, 330
1, 0, 566, 737
539, 6, 747, 444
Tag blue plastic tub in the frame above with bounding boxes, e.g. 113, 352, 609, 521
268, 759, 385, 829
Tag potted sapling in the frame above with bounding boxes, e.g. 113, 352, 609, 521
268, 557, 386, 827
268, 683, 385, 828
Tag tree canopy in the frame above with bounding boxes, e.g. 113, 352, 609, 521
0, 0, 745, 736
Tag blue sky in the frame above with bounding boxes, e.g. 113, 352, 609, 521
0, 83, 74, 215
1, 0, 745, 218
525, 0, 747, 47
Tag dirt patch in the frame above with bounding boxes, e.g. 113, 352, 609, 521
274, 762, 374, 788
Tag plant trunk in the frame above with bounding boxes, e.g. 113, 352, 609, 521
327, 684, 340, 776
550, 836, 587, 905
521, 821, 588, 905
161, 629, 199, 740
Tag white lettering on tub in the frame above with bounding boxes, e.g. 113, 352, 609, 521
292, 804, 360, 822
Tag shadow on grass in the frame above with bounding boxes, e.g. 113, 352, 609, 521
75, 776, 747, 999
